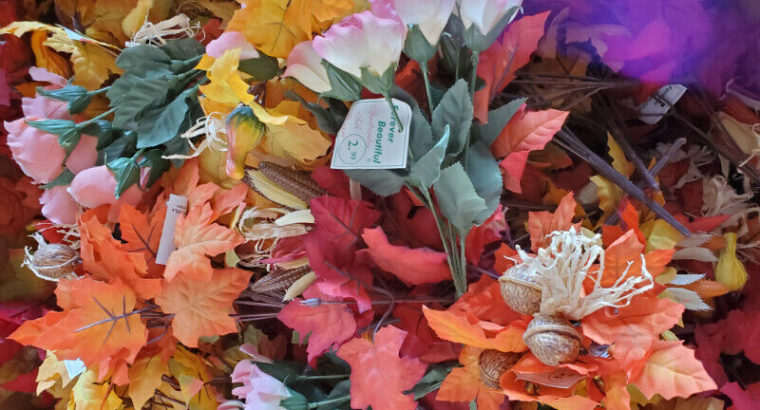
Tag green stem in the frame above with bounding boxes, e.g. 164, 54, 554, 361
77, 107, 116, 128
420, 61, 435, 113
457, 233, 468, 296
384, 95, 404, 132
469, 51, 480, 99
90, 86, 110, 95
308, 395, 351, 409
297, 374, 349, 381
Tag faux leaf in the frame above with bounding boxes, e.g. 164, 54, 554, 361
9, 278, 147, 385
422, 306, 527, 352
164, 203, 245, 282
434, 162, 488, 233
431, 79, 473, 155
155, 267, 252, 347
631, 340, 716, 400
475, 98, 526, 145
343, 168, 406, 196
362, 227, 451, 285
128, 355, 168, 410
409, 125, 450, 188
526, 192, 578, 251
338, 326, 427, 410
465, 141, 503, 221
278, 297, 357, 365
491, 105, 568, 158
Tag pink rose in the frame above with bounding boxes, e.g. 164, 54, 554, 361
457, 0, 523, 35
284, 41, 331, 93
230, 361, 290, 410
40, 186, 79, 225
206, 31, 260, 60
392, 0, 455, 45
67, 166, 144, 220
312, 0, 407, 77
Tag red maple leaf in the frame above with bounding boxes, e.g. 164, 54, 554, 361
338, 326, 427, 410
361, 227, 451, 285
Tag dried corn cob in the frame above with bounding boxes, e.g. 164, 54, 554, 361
244, 168, 308, 209
250, 265, 312, 294
258, 162, 325, 202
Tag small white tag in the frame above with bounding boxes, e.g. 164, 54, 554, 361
330, 98, 412, 169
638, 84, 687, 125
64, 358, 86, 379
156, 194, 188, 265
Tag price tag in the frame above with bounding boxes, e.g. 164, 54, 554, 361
331, 98, 412, 170
156, 194, 188, 265
638, 84, 687, 125
64, 358, 86, 379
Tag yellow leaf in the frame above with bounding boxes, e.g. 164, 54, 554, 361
71, 42, 122, 89
227, 0, 310, 58
169, 346, 219, 410
198, 49, 253, 107
128, 355, 169, 410
122, 0, 155, 38
249, 101, 331, 167
591, 134, 634, 222
29, 30, 72, 78
608, 132, 634, 177
71, 369, 122, 410
641, 219, 683, 252
288, 0, 357, 33
36, 352, 76, 397
715, 232, 748, 292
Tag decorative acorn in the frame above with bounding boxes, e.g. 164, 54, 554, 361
499, 264, 542, 315
29, 243, 80, 281
478, 349, 521, 389
522, 315, 581, 367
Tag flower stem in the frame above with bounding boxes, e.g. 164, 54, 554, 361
77, 107, 116, 128
297, 374, 350, 381
420, 61, 435, 113
469, 51, 480, 99
308, 395, 351, 409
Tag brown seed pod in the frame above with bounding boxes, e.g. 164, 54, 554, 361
523, 315, 581, 367
478, 349, 521, 389
250, 265, 311, 294
499, 264, 542, 315
30, 243, 79, 281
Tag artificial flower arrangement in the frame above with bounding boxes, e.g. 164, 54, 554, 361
1, 0, 756, 409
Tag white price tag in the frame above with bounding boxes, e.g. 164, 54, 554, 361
638, 84, 687, 125
330, 98, 412, 170
64, 358, 86, 379
156, 194, 188, 265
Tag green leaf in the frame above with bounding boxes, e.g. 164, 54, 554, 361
360, 65, 395, 96
431, 79, 473, 156
286, 91, 347, 135
470, 400, 477, 410
137, 149, 170, 188
135, 87, 195, 148
281, 388, 309, 410
40, 168, 75, 189
475, 98, 526, 145
161, 38, 205, 61
99, 130, 137, 164
404, 24, 438, 63
343, 168, 406, 196
321, 62, 362, 101
405, 362, 457, 400
439, 16, 470, 76
256, 362, 305, 384
465, 141, 502, 223
36, 85, 92, 114
107, 74, 140, 107
112, 77, 170, 128
27, 119, 81, 153
107, 157, 140, 197
79, 119, 113, 141
114, 44, 172, 77
408, 107, 434, 160
238, 52, 281, 81
464, 6, 521, 52
409, 125, 449, 188
433, 162, 488, 233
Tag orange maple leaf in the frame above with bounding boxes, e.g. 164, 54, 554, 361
338, 326, 426, 410
437, 346, 507, 410
422, 306, 527, 353
630, 340, 717, 400
526, 192, 580, 251
164, 203, 245, 282
118, 204, 166, 277
361, 227, 451, 285
79, 208, 163, 299
582, 295, 684, 373
155, 267, 252, 347
9, 278, 147, 385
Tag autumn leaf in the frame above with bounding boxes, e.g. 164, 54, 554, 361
128, 354, 169, 410
721, 382, 760, 410
164, 203, 245, 282
361, 227, 451, 285
306, 195, 381, 312
437, 346, 506, 410
338, 326, 426, 410
156, 267, 252, 347
118, 204, 166, 276
79, 208, 162, 299
474, 12, 551, 122
71, 369, 123, 410
491, 105, 569, 157
9, 278, 147, 385
630, 340, 716, 400
228, 0, 310, 58
591, 134, 634, 222
465, 205, 506, 263
582, 295, 684, 373
450, 276, 523, 326
526, 192, 579, 251
500, 150, 530, 193
197, 49, 253, 107
169, 345, 219, 410
70, 42, 121, 90
422, 306, 527, 352
602, 229, 645, 287
277, 294, 357, 365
